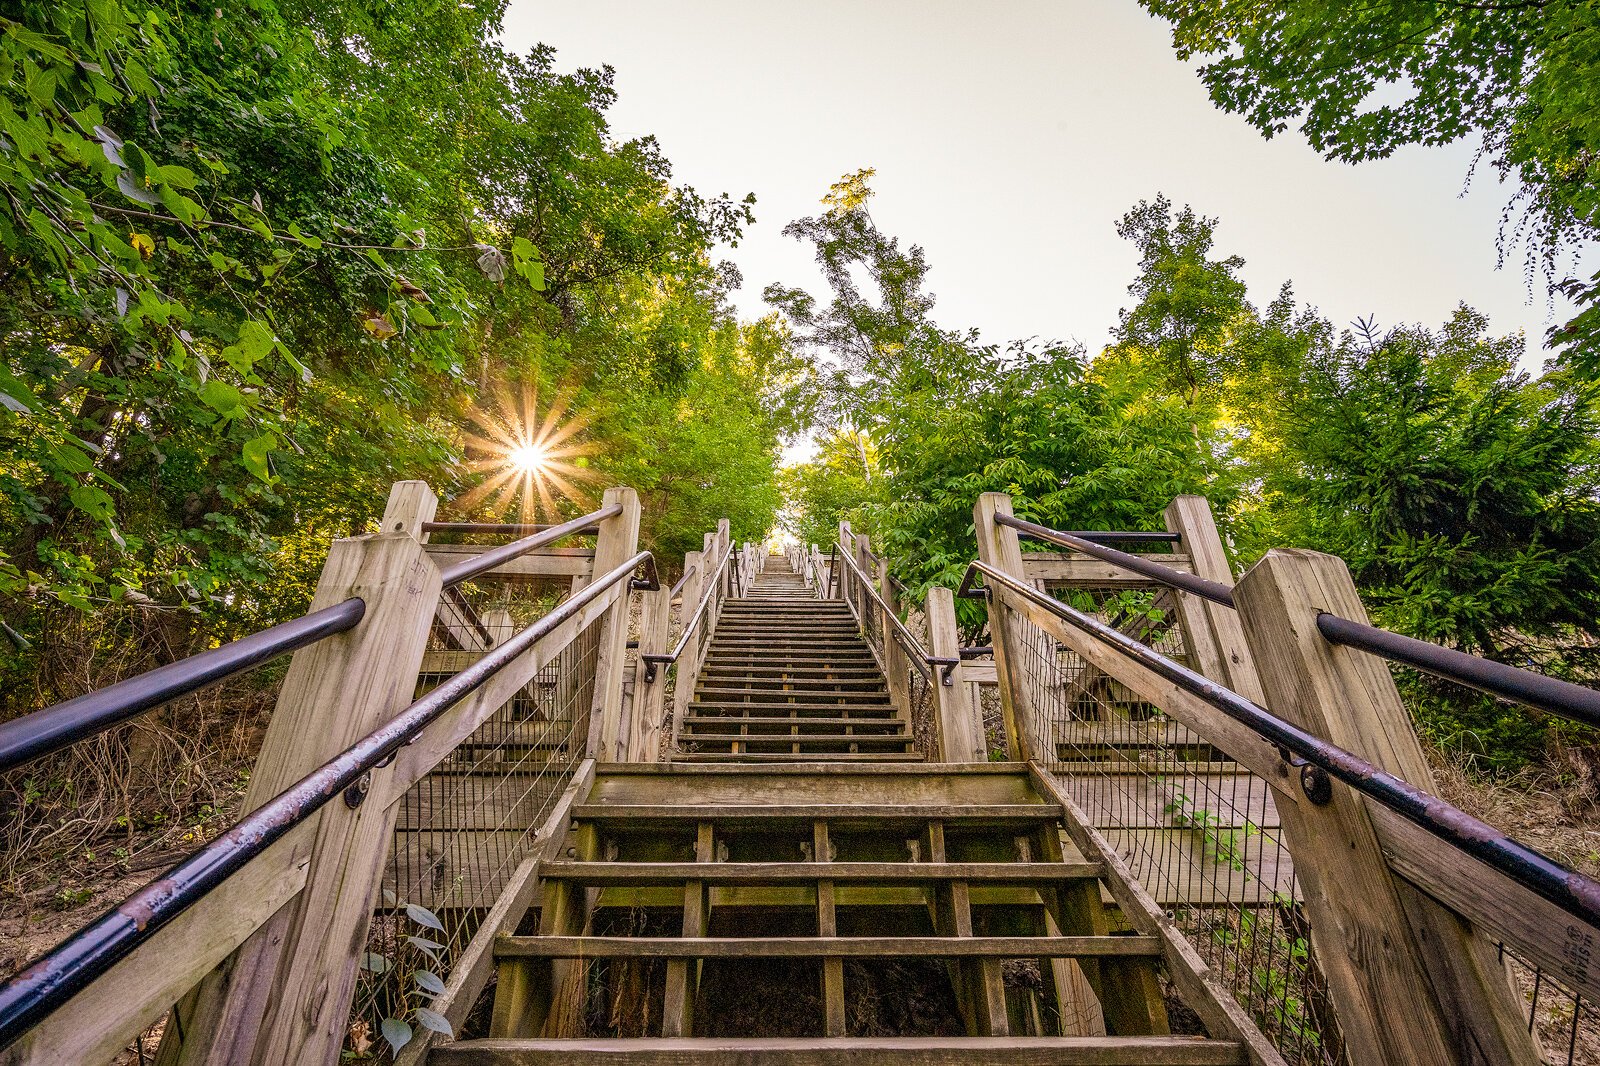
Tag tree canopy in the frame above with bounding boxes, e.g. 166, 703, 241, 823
1138, 0, 1600, 377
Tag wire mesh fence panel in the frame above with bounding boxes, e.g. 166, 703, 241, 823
1007, 584, 1346, 1066
1500, 945, 1596, 1066
345, 596, 602, 1058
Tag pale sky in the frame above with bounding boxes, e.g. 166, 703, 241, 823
502, 1, 1593, 374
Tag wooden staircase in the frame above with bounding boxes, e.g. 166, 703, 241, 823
675, 556, 917, 761
444, 763, 1244, 1064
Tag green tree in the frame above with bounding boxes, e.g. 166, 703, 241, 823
1139, 0, 1600, 376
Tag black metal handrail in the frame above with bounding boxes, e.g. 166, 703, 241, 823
669, 563, 698, 600
437, 504, 622, 587
0, 599, 367, 776
1317, 614, 1600, 730
0, 550, 657, 1050
960, 558, 1600, 931
991, 511, 1600, 730
639, 541, 734, 683
832, 540, 939, 682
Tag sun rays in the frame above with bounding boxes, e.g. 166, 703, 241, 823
453, 379, 598, 523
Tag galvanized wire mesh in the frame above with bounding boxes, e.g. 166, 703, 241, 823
1501, 945, 1595, 1065
1007, 584, 1346, 1065
345, 586, 602, 1057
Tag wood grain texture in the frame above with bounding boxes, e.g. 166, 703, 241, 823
1234, 549, 1539, 1066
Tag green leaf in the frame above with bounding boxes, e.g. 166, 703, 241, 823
404, 903, 444, 932
199, 380, 243, 415
413, 1007, 452, 1036
241, 434, 274, 482
50, 442, 94, 475
379, 1017, 412, 1055
69, 484, 115, 522
115, 171, 160, 206
360, 951, 392, 974
412, 970, 447, 997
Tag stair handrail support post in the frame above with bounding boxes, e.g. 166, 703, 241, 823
161, 480, 445, 1066
630, 578, 671, 762
669, 549, 705, 752
927, 586, 985, 762
1233, 549, 1541, 1066
973, 493, 1037, 762
1162, 496, 1265, 702
836, 520, 854, 609
586, 486, 643, 762
874, 545, 915, 730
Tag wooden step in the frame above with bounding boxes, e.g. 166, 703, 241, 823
680, 733, 912, 747
687, 704, 900, 717
571, 803, 1062, 824
694, 687, 891, 700
680, 715, 905, 729
539, 861, 1105, 884
432, 1036, 1245, 1065
671, 751, 927, 763
497, 934, 1160, 959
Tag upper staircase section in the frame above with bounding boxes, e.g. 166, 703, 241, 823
675, 555, 918, 762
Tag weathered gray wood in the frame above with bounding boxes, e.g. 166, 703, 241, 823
495, 935, 1162, 958
165, 516, 444, 1066
422, 543, 595, 580
928, 586, 986, 762
1367, 803, 1600, 1006
1234, 549, 1539, 1066
586, 487, 642, 762
974, 493, 1037, 760
1022, 553, 1195, 585
668, 549, 704, 753
1163, 498, 1264, 704
631, 583, 671, 761
431, 1035, 1247, 1065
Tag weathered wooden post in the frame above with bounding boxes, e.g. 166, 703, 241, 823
972, 493, 1034, 761
875, 545, 913, 726
1162, 496, 1265, 702
669, 549, 705, 752
162, 481, 444, 1066
836, 521, 854, 609
926, 587, 985, 762
630, 581, 671, 762
1234, 549, 1540, 1066
586, 487, 642, 762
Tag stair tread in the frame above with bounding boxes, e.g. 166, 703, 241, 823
680, 734, 912, 745
688, 704, 901, 714
680, 715, 905, 727
497, 934, 1160, 959
671, 752, 927, 762
572, 803, 1061, 821
433, 1036, 1243, 1065
539, 860, 1104, 883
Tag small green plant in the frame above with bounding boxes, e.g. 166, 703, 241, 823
361, 900, 455, 1058
1163, 787, 1259, 871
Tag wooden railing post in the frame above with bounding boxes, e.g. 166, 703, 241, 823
669, 549, 705, 752
973, 493, 1034, 762
162, 481, 444, 1066
586, 487, 641, 762
1233, 549, 1540, 1066
836, 521, 854, 608
630, 581, 671, 762
927, 586, 985, 762
1162, 496, 1264, 702
873, 547, 914, 728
